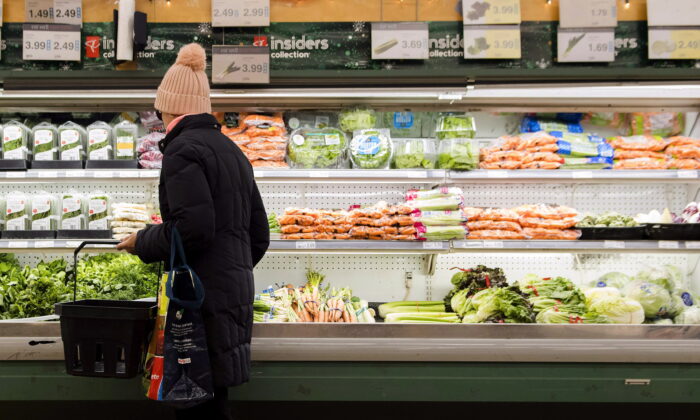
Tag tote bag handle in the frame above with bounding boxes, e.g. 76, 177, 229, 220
165, 226, 205, 309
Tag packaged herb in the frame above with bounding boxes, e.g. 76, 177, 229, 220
113, 121, 138, 160
3, 121, 31, 160
5, 191, 29, 230
87, 121, 113, 160
30, 191, 57, 231
88, 191, 110, 230
58, 121, 87, 161
31, 122, 58, 161
60, 191, 85, 230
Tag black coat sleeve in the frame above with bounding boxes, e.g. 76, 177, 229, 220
135, 139, 216, 264
249, 182, 270, 267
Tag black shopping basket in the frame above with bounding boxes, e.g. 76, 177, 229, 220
54, 241, 157, 379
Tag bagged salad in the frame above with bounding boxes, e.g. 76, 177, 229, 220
2, 121, 31, 160
435, 113, 476, 139
382, 112, 422, 138
552, 132, 614, 158
349, 129, 393, 169
437, 138, 478, 170
339, 108, 377, 133
392, 138, 436, 169
58, 121, 87, 161
31, 122, 58, 161
521, 116, 583, 133
626, 112, 684, 137
287, 127, 347, 169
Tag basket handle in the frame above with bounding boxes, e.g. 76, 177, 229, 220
72, 240, 121, 302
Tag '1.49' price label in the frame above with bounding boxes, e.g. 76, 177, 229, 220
212, 45, 270, 84
463, 25, 521, 59
23, 23, 81, 61
26, 0, 83, 26
648, 28, 700, 60
371, 22, 429, 60
211, 0, 270, 27
558, 28, 615, 62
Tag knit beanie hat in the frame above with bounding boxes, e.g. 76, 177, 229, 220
155, 43, 211, 115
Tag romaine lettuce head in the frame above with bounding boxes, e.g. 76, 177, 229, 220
674, 306, 700, 324
587, 296, 645, 324
536, 307, 608, 324
450, 288, 471, 317
592, 272, 631, 289
622, 281, 673, 318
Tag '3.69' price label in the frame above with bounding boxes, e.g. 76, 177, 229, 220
23, 23, 81, 61
371, 22, 429, 60
212, 0, 270, 27
212, 45, 270, 84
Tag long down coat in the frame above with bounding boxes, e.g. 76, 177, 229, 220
135, 113, 270, 387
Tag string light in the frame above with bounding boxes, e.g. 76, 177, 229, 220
546, 0, 551, 4
625, 0, 630, 9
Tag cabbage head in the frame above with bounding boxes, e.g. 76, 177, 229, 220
622, 281, 673, 318
584, 287, 621, 304
674, 306, 700, 324
592, 272, 630, 289
587, 296, 644, 324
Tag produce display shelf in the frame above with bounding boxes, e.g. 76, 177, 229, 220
0, 240, 119, 252
268, 240, 451, 253
3, 322, 700, 364
0, 169, 159, 180
253, 169, 447, 183
449, 169, 700, 183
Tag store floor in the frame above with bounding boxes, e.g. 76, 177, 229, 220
2, 402, 700, 419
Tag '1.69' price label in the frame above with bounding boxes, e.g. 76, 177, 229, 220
212, 0, 270, 27
649, 28, 700, 59
371, 22, 429, 60
212, 45, 270, 84
23, 23, 81, 61
558, 28, 615, 62
463, 25, 521, 59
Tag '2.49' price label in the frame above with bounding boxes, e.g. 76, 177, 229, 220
371, 22, 429, 60
23, 23, 81, 61
212, 45, 270, 84
649, 28, 700, 59
211, 0, 270, 27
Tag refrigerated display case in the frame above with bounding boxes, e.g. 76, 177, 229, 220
2, 83, 700, 403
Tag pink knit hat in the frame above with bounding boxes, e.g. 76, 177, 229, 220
155, 43, 211, 115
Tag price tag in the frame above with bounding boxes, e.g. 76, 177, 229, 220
37, 170, 57, 178
678, 170, 698, 179
254, 170, 266, 178
25, 0, 54, 23
487, 170, 509, 178
407, 171, 428, 179
462, 0, 521, 25
139, 170, 160, 178
35, 240, 55, 248
648, 28, 700, 59
65, 170, 83, 177
559, 0, 616, 28
53, 0, 82, 25
94, 171, 113, 178
422, 241, 444, 250
371, 22, 429, 60
308, 171, 329, 178
685, 241, 700, 249
483, 240, 504, 248
23, 23, 81, 61
658, 240, 680, 249
558, 28, 615, 62
118, 171, 135, 178
438, 93, 463, 101
65, 241, 81, 248
463, 25, 521, 59
604, 240, 625, 249
8, 241, 29, 249
211, 0, 270, 27
212, 45, 270, 84
571, 170, 594, 179
647, 0, 700, 27
295, 241, 316, 249
6, 172, 26, 178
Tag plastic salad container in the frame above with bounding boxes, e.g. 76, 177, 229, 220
435, 113, 476, 140
437, 138, 479, 170
287, 127, 347, 169
31, 122, 58, 161
87, 121, 113, 160
112, 121, 138, 160
382, 111, 422, 138
58, 121, 87, 161
3, 121, 31, 160
391, 138, 436, 169
338, 108, 377, 133
349, 129, 393, 169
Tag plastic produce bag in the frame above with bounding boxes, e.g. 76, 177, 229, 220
627, 112, 684, 137
31, 122, 58, 161
5, 191, 29, 231
553, 132, 614, 157
406, 187, 463, 201
560, 156, 613, 169
349, 129, 393, 169
435, 113, 476, 139
622, 281, 673, 318
3, 121, 31, 160
87, 121, 113, 160
383, 111, 422, 138
30, 191, 57, 231
392, 138, 436, 169
520, 116, 583, 133
339, 108, 377, 132
287, 127, 347, 169
58, 121, 87, 161
608, 135, 668, 151
416, 224, 468, 240
413, 210, 466, 226
407, 196, 462, 211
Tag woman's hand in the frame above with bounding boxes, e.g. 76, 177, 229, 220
116, 232, 138, 254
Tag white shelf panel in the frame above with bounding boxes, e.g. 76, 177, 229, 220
449, 170, 700, 183
453, 240, 700, 253
0, 169, 159, 180
268, 240, 450, 253
254, 169, 446, 183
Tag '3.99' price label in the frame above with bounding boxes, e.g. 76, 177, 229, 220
212, 45, 270, 84
211, 0, 270, 27
23, 23, 81, 61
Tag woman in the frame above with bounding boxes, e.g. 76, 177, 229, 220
117, 43, 270, 419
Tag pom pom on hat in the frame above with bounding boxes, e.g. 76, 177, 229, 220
175, 43, 206, 72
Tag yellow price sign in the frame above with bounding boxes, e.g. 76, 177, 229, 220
462, 0, 521, 25
463, 25, 521, 59
649, 28, 700, 59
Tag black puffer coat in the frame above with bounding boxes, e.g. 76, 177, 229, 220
135, 113, 269, 387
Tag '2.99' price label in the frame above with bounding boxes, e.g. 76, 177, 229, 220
23, 23, 81, 61
212, 45, 270, 84
371, 22, 429, 60
211, 0, 270, 27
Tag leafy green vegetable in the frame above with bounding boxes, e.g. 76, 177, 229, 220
287, 127, 347, 169
592, 272, 631, 289
577, 212, 638, 227
460, 287, 535, 324
349, 129, 392, 169
268, 212, 281, 233
338, 108, 377, 132
0, 253, 159, 319
437, 139, 478, 170
435, 114, 476, 139
444, 265, 508, 312
517, 274, 587, 307
535, 307, 608, 324
587, 296, 645, 324
674, 306, 700, 324
622, 281, 673, 318
392, 139, 435, 169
